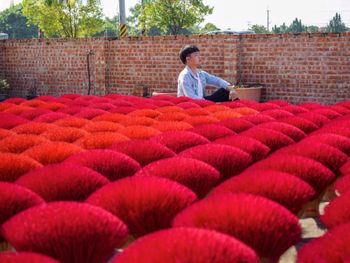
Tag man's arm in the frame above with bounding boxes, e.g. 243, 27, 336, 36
202, 71, 230, 89
178, 73, 203, 99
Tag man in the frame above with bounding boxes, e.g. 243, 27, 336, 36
177, 45, 237, 102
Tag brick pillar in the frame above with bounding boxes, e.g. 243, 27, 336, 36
93, 40, 107, 95
223, 36, 240, 85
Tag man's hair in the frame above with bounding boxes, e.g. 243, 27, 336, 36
179, 45, 200, 64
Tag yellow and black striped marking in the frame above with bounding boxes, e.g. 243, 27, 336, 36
119, 24, 127, 36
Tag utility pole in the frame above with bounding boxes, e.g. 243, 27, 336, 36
118, 0, 127, 36
266, 7, 270, 32
247, 21, 252, 30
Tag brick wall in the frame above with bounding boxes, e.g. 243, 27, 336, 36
0, 35, 237, 98
104, 35, 238, 96
239, 32, 350, 104
0, 32, 349, 104
0, 38, 106, 97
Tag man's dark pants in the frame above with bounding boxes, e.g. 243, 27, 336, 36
204, 88, 231, 102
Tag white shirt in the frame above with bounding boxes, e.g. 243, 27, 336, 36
195, 72, 203, 98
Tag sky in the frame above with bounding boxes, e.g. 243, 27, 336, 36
1, 0, 349, 30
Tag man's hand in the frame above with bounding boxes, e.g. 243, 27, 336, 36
227, 85, 239, 101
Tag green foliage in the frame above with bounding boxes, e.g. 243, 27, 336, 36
179, 22, 219, 35
127, 2, 162, 36
104, 16, 119, 36
127, 1, 148, 35
272, 23, 289, 34
288, 18, 307, 33
94, 15, 119, 37
272, 19, 314, 34
197, 22, 219, 34
307, 25, 319, 33
129, 0, 213, 36
0, 4, 38, 39
326, 13, 347, 32
0, 79, 10, 93
22, 0, 104, 38
249, 24, 269, 34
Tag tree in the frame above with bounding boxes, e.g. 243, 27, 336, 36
127, 0, 153, 35
127, 2, 143, 35
127, 0, 161, 36
198, 22, 219, 34
288, 18, 307, 33
307, 25, 319, 33
104, 16, 119, 37
326, 13, 347, 32
22, 0, 104, 38
184, 22, 219, 35
137, 0, 213, 36
249, 24, 269, 34
0, 4, 38, 39
272, 23, 288, 34
94, 15, 119, 37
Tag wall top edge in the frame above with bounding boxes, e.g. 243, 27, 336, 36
0, 31, 349, 44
